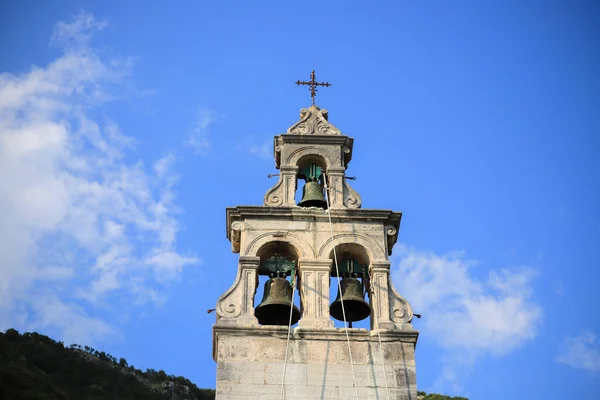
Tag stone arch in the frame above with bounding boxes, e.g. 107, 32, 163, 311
255, 241, 299, 265
317, 233, 387, 265
284, 146, 340, 170
244, 231, 316, 261
296, 153, 327, 171
328, 242, 371, 267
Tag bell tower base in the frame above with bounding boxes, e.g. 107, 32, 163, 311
213, 325, 418, 400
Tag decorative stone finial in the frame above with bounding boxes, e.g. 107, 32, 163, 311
286, 105, 341, 135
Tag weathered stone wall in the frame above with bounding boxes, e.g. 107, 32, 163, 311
214, 325, 418, 400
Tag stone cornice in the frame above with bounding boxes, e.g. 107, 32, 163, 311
278, 134, 352, 146
226, 206, 401, 250
213, 324, 419, 343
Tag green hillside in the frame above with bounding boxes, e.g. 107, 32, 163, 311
418, 390, 469, 400
0, 329, 214, 400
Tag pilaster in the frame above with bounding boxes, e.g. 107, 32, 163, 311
325, 167, 345, 209
297, 259, 333, 328
369, 262, 394, 330
281, 166, 299, 207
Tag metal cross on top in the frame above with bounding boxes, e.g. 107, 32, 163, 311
295, 70, 331, 106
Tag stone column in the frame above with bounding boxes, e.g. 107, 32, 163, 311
216, 255, 260, 326
369, 261, 395, 330
325, 167, 345, 209
297, 259, 333, 328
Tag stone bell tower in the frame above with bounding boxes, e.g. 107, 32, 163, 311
213, 85, 419, 399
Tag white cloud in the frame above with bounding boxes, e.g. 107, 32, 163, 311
557, 331, 600, 372
154, 153, 174, 177
51, 12, 108, 50
247, 140, 271, 160
186, 107, 218, 155
248, 142, 270, 159
235, 137, 271, 160
392, 245, 542, 390
28, 293, 116, 346
0, 12, 198, 345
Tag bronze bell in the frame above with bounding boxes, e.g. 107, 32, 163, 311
255, 277, 301, 326
330, 276, 371, 322
298, 181, 328, 209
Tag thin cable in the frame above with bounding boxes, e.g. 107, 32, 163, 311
323, 173, 360, 400
279, 271, 297, 400
369, 270, 391, 400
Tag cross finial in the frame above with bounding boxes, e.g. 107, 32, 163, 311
295, 70, 331, 106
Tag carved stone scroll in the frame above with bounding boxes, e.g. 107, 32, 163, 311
230, 221, 243, 253
385, 225, 398, 256
286, 106, 341, 136
389, 278, 414, 329
216, 256, 260, 326
370, 262, 414, 331
263, 166, 297, 207
263, 176, 284, 207
343, 178, 362, 209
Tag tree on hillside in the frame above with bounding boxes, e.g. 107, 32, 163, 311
418, 390, 469, 400
0, 329, 215, 400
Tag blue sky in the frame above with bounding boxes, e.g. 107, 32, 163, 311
1, 1, 599, 399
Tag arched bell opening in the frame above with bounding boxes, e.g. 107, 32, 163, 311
254, 241, 302, 327
328, 243, 372, 329
295, 155, 328, 209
